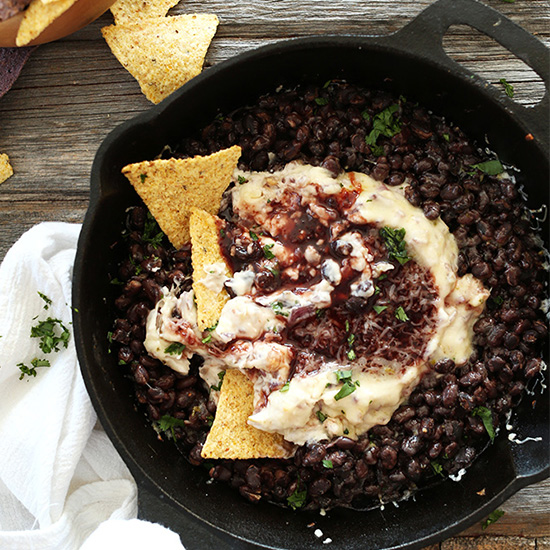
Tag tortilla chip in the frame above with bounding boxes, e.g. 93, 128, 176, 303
102, 14, 219, 103
201, 369, 290, 460
189, 208, 231, 331
0, 154, 13, 184
121, 145, 241, 249
16, 0, 78, 46
110, 0, 181, 24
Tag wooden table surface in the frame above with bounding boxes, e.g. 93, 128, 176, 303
0, 0, 548, 548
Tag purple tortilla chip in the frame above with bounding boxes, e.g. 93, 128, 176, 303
0, 46, 35, 99
0, 0, 31, 22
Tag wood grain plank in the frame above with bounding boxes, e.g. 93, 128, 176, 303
441, 536, 536, 550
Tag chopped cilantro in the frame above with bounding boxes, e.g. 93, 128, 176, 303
395, 306, 409, 321
370, 144, 385, 157
471, 160, 504, 176
322, 459, 333, 469
237, 175, 248, 185
374, 286, 381, 296
202, 334, 212, 344
142, 211, 165, 248
18, 357, 51, 380
110, 278, 124, 286
380, 226, 410, 265
491, 295, 504, 307
443, 133, 450, 142
37, 292, 52, 310
249, 230, 258, 241
316, 308, 325, 319
140, 173, 147, 183
361, 110, 371, 121
373, 305, 388, 314
271, 301, 289, 317
336, 370, 353, 381
287, 483, 307, 510
473, 406, 495, 442
431, 461, 445, 477
165, 342, 185, 355
220, 228, 226, 238
206, 415, 214, 427
482, 509, 505, 530
365, 104, 401, 148
345, 320, 350, 332
347, 333, 356, 346
263, 244, 275, 259
31, 317, 70, 354
315, 97, 329, 106
270, 267, 280, 277
347, 349, 357, 361
322, 80, 332, 89
158, 414, 185, 441
211, 371, 225, 391
334, 370, 356, 401
280, 381, 290, 393
316, 410, 327, 422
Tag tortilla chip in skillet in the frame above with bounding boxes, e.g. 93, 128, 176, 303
121, 145, 241, 249
110, 0, 181, 24
16, 0, 78, 46
190, 208, 231, 331
201, 369, 291, 460
0, 154, 13, 184
101, 13, 219, 104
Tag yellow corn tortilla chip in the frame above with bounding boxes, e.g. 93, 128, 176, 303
0, 154, 13, 184
190, 208, 231, 331
110, 0, 181, 24
16, 0, 78, 46
201, 369, 291, 460
102, 14, 219, 104
121, 145, 241, 249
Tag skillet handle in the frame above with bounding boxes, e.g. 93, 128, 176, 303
394, 0, 549, 150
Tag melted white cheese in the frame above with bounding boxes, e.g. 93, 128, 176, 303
145, 162, 490, 445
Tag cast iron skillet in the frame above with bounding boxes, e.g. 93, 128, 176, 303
73, 0, 549, 548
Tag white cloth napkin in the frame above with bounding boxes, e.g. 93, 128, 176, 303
0, 223, 185, 550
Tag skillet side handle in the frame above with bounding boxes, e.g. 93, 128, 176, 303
395, 0, 549, 151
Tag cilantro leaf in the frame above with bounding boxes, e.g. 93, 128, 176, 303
499, 78, 514, 98
37, 292, 52, 310
287, 483, 307, 510
271, 302, 289, 317
142, 211, 165, 248
336, 370, 353, 382
30, 317, 70, 354
471, 160, 504, 176
165, 342, 185, 355
249, 230, 258, 241
210, 371, 225, 391
18, 357, 51, 380
380, 226, 410, 265
473, 406, 495, 442
395, 306, 409, 322
280, 381, 290, 392
482, 509, 505, 530
347, 349, 357, 361
140, 173, 147, 183
263, 244, 275, 259
158, 414, 186, 441
322, 459, 333, 469
431, 461, 445, 477
237, 175, 248, 185
334, 378, 356, 401
315, 97, 329, 106
365, 104, 401, 149
316, 410, 327, 422
373, 305, 388, 314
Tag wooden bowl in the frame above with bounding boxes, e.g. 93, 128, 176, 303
0, 0, 115, 47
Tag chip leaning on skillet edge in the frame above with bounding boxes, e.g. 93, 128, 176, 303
72, 0, 549, 548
